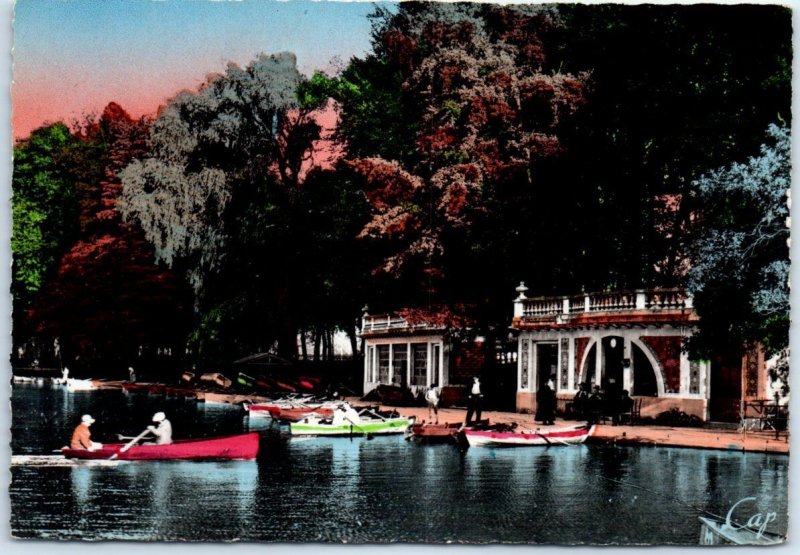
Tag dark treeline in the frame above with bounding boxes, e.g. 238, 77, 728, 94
11, 3, 790, 379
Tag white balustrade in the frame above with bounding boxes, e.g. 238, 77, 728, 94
519, 288, 691, 319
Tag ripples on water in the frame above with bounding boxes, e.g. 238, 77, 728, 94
10, 384, 789, 543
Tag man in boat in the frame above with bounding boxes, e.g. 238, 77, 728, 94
70, 414, 103, 451
146, 412, 173, 445
425, 383, 440, 424
128, 366, 136, 383
465, 377, 483, 425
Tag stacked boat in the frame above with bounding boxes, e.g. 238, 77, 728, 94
244, 395, 337, 421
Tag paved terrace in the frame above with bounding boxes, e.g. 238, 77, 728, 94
357, 401, 789, 455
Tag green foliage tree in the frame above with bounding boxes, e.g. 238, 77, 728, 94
545, 3, 792, 292
687, 124, 789, 388
11, 124, 84, 308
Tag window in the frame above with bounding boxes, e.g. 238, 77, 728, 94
433, 344, 441, 385
377, 345, 390, 383
391, 344, 407, 385
367, 346, 375, 382
411, 343, 427, 386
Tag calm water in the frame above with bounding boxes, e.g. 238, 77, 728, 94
10, 384, 789, 543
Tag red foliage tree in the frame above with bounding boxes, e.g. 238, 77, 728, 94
32, 103, 191, 374
348, 5, 588, 288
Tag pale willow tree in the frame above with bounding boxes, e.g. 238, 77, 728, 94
688, 124, 790, 391
120, 52, 307, 293
119, 52, 322, 358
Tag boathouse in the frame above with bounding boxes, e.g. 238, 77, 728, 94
361, 311, 449, 396
511, 283, 772, 422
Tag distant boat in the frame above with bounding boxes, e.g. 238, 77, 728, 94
463, 423, 594, 447
61, 432, 260, 461
290, 404, 414, 436
699, 516, 785, 546
66, 378, 97, 392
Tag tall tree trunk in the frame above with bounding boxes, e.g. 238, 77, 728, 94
322, 328, 330, 361
300, 328, 308, 360
313, 327, 320, 362
346, 322, 359, 359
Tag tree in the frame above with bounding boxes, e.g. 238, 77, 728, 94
119, 53, 325, 360
544, 4, 792, 292
31, 103, 191, 373
11, 124, 82, 309
307, 3, 588, 318
687, 124, 789, 387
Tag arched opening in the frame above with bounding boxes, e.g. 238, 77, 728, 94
581, 343, 597, 385
632, 343, 658, 396
602, 336, 624, 397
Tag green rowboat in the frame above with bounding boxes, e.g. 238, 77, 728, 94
289, 404, 415, 436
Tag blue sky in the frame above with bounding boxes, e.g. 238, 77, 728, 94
13, 0, 390, 137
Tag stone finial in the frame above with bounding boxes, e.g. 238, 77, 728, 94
515, 281, 529, 301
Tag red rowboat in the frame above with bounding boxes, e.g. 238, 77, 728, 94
276, 406, 334, 422
61, 432, 260, 460
407, 422, 463, 443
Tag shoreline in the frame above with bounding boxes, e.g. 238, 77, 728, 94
14, 379, 790, 454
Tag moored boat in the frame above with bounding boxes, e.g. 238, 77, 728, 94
464, 423, 594, 447
66, 378, 97, 391
290, 404, 414, 436
61, 431, 260, 461
698, 516, 785, 545
407, 421, 463, 443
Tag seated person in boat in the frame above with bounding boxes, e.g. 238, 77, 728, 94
146, 412, 173, 445
332, 404, 362, 426
425, 383, 440, 424
71, 414, 103, 451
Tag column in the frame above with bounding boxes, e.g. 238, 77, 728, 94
623, 337, 633, 392
567, 337, 575, 391
594, 339, 602, 386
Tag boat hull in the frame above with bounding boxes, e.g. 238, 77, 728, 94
464, 425, 594, 447
61, 432, 260, 460
408, 422, 463, 443
290, 418, 414, 436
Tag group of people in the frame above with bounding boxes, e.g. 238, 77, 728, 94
70, 411, 173, 451
571, 383, 634, 425
424, 376, 485, 426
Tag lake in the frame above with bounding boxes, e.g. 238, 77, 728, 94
9, 383, 789, 543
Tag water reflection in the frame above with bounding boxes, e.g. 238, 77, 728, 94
10, 384, 790, 543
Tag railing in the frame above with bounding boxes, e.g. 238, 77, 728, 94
516, 288, 691, 319
362, 314, 435, 333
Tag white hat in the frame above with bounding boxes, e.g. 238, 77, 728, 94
152, 412, 166, 422
81, 414, 95, 425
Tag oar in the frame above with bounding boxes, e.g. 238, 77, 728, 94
109, 428, 151, 460
533, 428, 577, 447
344, 416, 374, 441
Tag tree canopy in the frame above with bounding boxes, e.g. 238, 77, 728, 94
687, 124, 789, 370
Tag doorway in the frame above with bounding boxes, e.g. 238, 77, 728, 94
536, 343, 558, 391
602, 336, 624, 396
710, 353, 742, 422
